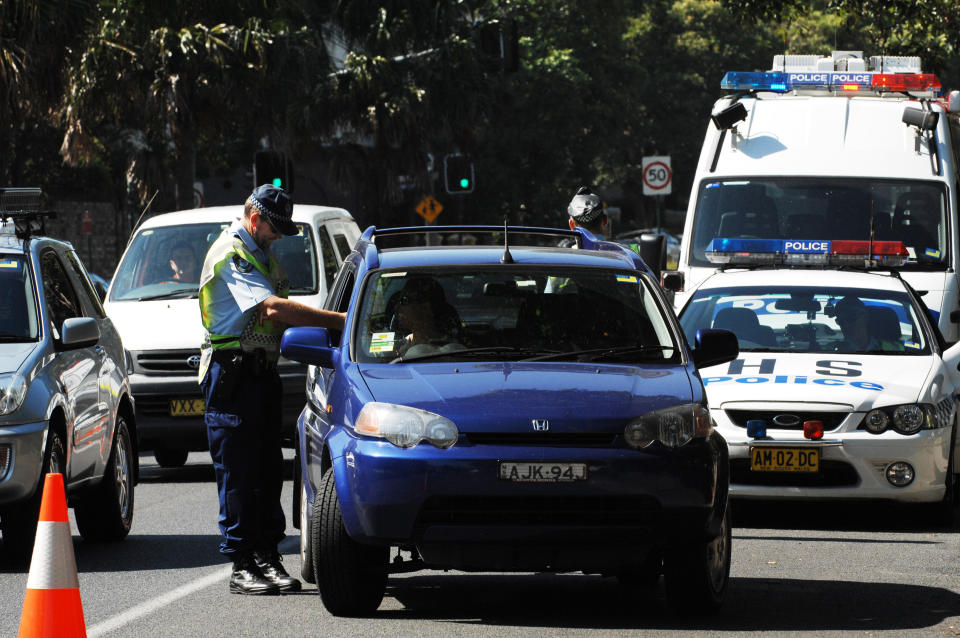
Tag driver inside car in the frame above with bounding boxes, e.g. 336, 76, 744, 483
392, 277, 464, 358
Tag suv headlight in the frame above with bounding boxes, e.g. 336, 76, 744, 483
355, 402, 459, 449
624, 403, 712, 449
0, 373, 27, 415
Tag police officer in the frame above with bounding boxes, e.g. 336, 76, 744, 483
198, 184, 346, 595
566, 186, 610, 237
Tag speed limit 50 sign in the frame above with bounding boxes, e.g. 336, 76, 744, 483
642, 156, 672, 196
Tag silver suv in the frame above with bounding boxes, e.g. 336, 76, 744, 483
0, 190, 136, 562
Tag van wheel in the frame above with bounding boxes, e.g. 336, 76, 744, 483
663, 502, 731, 615
154, 447, 188, 468
312, 467, 387, 616
76, 417, 135, 541
1, 428, 65, 563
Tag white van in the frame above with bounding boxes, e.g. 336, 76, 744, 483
673, 51, 960, 341
105, 204, 360, 467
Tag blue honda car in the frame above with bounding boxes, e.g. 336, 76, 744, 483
281, 225, 738, 616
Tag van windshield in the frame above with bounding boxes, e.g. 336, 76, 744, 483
689, 178, 948, 270
110, 222, 319, 301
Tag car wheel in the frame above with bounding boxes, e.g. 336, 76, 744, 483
1, 427, 66, 563
154, 447, 189, 468
75, 416, 135, 542
663, 502, 731, 615
299, 472, 315, 583
615, 551, 662, 590
934, 430, 960, 528
312, 467, 387, 616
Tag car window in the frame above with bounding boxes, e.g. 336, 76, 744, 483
679, 284, 929, 355
40, 249, 82, 339
332, 233, 353, 261
317, 226, 339, 292
271, 223, 318, 295
353, 266, 678, 364
328, 267, 355, 346
64, 250, 105, 318
0, 254, 39, 341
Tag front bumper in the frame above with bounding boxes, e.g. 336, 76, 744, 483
0, 420, 46, 505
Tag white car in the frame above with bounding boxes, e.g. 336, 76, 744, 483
678, 261, 960, 519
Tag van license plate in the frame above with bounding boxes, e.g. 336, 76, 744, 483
498, 462, 587, 482
170, 398, 205, 417
749, 447, 819, 472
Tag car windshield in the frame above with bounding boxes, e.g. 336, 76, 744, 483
679, 285, 930, 355
689, 178, 948, 270
353, 266, 679, 364
0, 255, 38, 341
110, 221, 319, 301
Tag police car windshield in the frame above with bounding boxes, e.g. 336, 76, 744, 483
110, 221, 318, 301
354, 267, 679, 364
690, 178, 948, 270
679, 285, 930, 355
0, 255, 39, 341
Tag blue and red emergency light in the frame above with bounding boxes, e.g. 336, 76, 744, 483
705, 238, 909, 267
720, 71, 941, 95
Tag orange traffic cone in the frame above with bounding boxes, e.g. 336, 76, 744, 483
17, 473, 86, 638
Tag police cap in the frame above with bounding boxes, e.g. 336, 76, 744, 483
250, 184, 297, 236
567, 186, 604, 224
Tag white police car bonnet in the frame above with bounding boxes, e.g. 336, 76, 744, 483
249, 184, 297, 236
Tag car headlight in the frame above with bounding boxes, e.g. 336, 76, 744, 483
863, 409, 890, 434
892, 405, 925, 435
355, 402, 459, 449
861, 402, 948, 435
0, 373, 27, 415
624, 403, 712, 449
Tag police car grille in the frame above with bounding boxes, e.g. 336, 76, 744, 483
730, 459, 859, 487
465, 433, 616, 447
135, 350, 200, 374
725, 410, 847, 431
417, 496, 660, 526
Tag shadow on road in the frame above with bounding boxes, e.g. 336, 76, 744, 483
733, 498, 957, 534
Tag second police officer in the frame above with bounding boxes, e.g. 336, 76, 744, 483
198, 184, 346, 595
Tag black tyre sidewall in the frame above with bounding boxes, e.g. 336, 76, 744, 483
75, 416, 134, 542
664, 502, 731, 615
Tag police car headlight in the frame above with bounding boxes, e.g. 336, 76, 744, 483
355, 402, 459, 449
624, 403, 711, 449
892, 405, 926, 435
863, 409, 890, 434
0, 373, 27, 415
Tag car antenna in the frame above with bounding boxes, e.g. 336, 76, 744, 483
126, 189, 159, 247
500, 217, 514, 264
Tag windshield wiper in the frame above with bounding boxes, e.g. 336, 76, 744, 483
528, 344, 677, 362
390, 345, 561, 363
0, 334, 30, 342
138, 290, 199, 301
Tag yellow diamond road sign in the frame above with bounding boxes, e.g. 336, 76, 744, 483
416, 195, 443, 223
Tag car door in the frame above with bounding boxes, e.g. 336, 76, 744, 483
38, 247, 103, 479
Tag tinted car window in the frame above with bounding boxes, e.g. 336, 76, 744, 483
65, 250, 105, 318
40, 249, 82, 338
0, 254, 39, 340
317, 227, 338, 292
333, 233, 352, 261
272, 224, 319, 294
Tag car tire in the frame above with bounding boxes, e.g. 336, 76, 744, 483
312, 467, 387, 616
1, 427, 66, 563
153, 447, 188, 468
75, 416, 135, 542
299, 472, 315, 583
663, 502, 731, 615
934, 429, 960, 528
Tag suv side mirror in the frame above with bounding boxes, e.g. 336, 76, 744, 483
692, 328, 738, 369
61, 317, 100, 349
281, 327, 339, 368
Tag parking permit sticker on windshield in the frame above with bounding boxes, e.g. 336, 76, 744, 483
0, 259, 18, 268
924, 248, 941, 258
370, 332, 397, 353
904, 341, 922, 350
615, 274, 638, 283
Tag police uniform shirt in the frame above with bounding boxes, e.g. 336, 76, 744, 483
204, 222, 276, 336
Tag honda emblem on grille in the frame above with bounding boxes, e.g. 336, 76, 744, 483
772, 414, 801, 427
532, 419, 550, 431
186, 355, 201, 369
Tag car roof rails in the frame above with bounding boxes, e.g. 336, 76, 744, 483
0, 188, 56, 240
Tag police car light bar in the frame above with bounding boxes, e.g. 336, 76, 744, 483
705, 238, 909, 267
720, 71, 941, 96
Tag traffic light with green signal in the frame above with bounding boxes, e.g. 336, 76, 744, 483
254, 151, 295, 192
444, 154, 474, 194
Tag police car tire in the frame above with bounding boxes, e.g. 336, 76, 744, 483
0, 427, 65, 563
934, 429, 960, 528
299, 474, 316, 583
313, 467, 387, 616
75, 417, 135, 542
663, 501, 731, 615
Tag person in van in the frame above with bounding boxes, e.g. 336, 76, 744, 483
168, 242, 199, 283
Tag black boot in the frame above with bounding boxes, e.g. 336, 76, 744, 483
230, 554, 281, 595
254, 550, 302, 592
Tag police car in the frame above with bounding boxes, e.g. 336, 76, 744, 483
280, 225, 738, 616
677, 237, 960, 520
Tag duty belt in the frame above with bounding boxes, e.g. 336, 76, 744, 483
211, 348, 278, 376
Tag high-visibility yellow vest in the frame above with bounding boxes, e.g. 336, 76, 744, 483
197, 230, 289, 381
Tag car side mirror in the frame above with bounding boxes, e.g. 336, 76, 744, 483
60, 317, 100, 349
281, 326, 339, 368
638, 233, 667, 280
661, 271, 684, 292
692, 328, 738, 369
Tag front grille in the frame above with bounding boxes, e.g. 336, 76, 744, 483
725, 409, 848, 431
135, 350, 200, 374
465, 433, 617, 447
417, 495, 660, 526
731, 459, 859, 487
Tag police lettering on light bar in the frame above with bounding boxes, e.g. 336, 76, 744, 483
720, 71, 941, 95
705, 238, 909, 267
